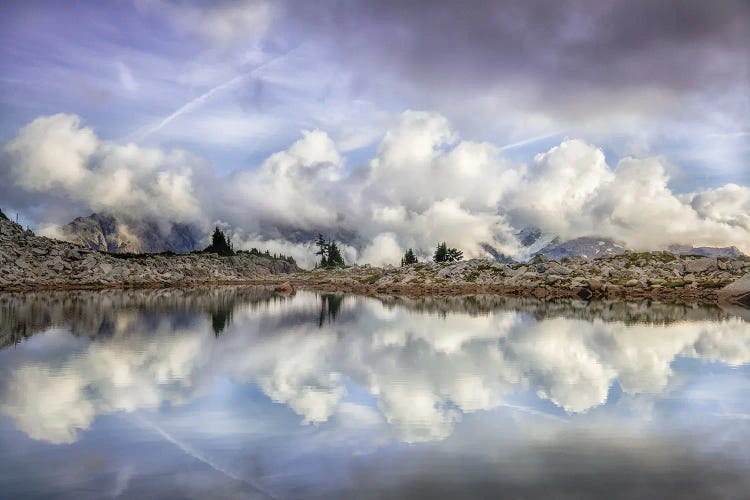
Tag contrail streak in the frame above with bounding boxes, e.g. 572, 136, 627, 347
498, 130, 564, 152
129, 48, 299, 142
133, 414, 276, 499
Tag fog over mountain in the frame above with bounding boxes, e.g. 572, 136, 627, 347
0, 1, 748, 266
57, 213, 201, 254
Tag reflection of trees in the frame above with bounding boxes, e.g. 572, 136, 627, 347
319, 293, 344, 327
211, 304, 234, 336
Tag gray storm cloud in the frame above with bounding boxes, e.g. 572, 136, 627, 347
282, 0, 749, 134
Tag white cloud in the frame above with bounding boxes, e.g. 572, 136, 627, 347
360, 233, 403, 267
4, 114, 205, 225
4, 110, 750, 263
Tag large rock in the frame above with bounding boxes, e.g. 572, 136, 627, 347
685, 257, 717, 274
718, 273, 750, 307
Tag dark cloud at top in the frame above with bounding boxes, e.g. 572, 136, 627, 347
284, 0, 749, 124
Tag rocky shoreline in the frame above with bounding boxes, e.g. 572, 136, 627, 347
2, 216, 750, 305
267, 255, 750, 305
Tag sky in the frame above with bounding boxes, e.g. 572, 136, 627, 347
0, 0, 748, 263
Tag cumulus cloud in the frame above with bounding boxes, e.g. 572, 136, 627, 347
3, 111, 750, 265
3, 114, 205, 225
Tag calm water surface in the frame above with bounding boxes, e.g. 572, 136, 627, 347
1, 288, 749, 499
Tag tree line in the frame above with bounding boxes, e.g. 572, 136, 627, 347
200, 227, 296, 264
313, 234, 463, 268
401, 242, 463, 265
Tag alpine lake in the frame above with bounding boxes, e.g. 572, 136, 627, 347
1, 287, 749, 499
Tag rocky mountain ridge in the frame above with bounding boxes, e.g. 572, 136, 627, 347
507, 227, 745, 262
59, 212, 202, 253
0, 216, 298, 291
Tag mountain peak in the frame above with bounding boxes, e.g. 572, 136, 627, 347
61, 213, 202, 254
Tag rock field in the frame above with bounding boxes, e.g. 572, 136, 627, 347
3, 215, 750, 304
0, 216, 297, 291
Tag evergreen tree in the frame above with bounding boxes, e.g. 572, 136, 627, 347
315, 234, 329, 267
433, 242, 448, 262
401, 248, 418, 266
446, 247, 463, 262
433, 242, 462, 263
327, 240, 345, 267
204, 227, 234, 256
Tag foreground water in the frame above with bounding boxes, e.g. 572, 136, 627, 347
1, 288, 749, 499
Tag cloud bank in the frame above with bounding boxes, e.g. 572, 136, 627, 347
3, 111, 750, 265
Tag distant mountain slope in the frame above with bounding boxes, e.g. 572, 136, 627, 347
489, 227, 747, 262
667, 245, 746, 258
538, 237, 628, 260
61, 213, 202, 254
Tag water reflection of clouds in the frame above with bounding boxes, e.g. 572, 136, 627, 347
0, 291, 749, 447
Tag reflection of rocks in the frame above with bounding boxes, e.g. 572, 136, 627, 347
4, 289, 747, 349
375, 295, 741, 325
0, 287, 284, 347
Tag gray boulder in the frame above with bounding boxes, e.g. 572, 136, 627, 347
718, 273, 750, 307
685, 257, 717, 274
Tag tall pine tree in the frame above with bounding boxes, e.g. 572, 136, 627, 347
433, 242, 448, 262
327, 240, 345, 267
204, 227, 234, 256
315, 234, 329, 267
